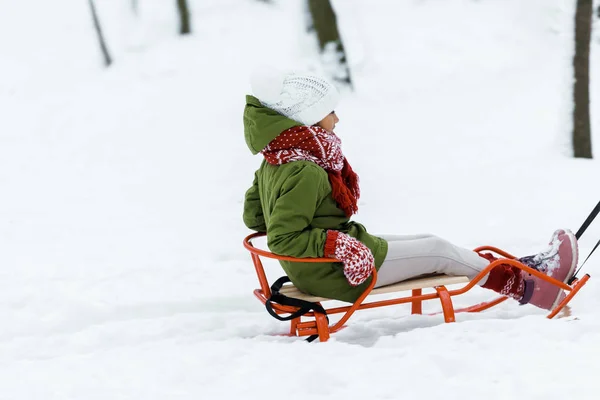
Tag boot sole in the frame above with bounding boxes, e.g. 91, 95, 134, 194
550, 231, 579, 310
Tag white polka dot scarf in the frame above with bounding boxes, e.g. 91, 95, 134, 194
261, 126, 360, 217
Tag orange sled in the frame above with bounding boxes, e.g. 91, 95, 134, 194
244, 232, 590, 343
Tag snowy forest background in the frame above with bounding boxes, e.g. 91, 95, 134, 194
1, 1, 600, 399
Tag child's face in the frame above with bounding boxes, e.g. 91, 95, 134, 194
316, 111, 339, 132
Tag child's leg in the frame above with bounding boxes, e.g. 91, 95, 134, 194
374, 234, 490, 288
373, 230, 579, 310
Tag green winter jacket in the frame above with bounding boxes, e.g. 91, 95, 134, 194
242, 95, 388, 303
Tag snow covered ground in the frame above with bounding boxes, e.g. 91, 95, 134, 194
1, 0, 600, 399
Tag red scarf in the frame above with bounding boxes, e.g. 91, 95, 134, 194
261, 126, 360, 217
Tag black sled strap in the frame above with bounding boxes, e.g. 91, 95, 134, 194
569, 200, 600, 283
575, 200, 600, 240
265, 276, 328, 343
570, 238, 600, 284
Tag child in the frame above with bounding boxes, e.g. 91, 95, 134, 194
242, 69, 578, 311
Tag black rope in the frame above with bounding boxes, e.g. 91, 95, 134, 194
575, 200, 600, 240
580, 239, 600, 269
568, 200, 600, 284
570, 237, 600, 284
265, 276, 328, 343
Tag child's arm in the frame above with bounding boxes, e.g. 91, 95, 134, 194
266, 164, 329, 258
266, 163, 375, 286
243, 171, 267, 232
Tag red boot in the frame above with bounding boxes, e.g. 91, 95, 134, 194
480, 229, 578, 310
519, 230, 578, 310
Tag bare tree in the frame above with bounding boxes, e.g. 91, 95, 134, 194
177, 0, 191, 35
306, 0, 352, 88
132, 0, 138, 16
88, 0, 113, 67
572, 0, 593, 158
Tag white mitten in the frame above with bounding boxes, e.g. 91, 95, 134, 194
325, 230, 375, 286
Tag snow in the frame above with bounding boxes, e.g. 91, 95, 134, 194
1, 0, 600, 399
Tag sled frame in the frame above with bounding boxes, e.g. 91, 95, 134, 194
243, 232, 590, 343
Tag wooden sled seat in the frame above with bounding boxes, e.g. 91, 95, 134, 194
243, 232, 589, 343
279, 274, 470, 303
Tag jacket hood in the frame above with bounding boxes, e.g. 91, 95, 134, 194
243, 95, 301, 155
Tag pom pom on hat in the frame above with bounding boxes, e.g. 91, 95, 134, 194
250, 67, 288, 105
249, 67, 341, 126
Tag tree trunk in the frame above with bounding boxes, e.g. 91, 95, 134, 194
303, 0, 314, 33
307, 0, 352, 88
88, 0, 112, 67
572, 0, 593, 158
177, 0, 191, 35
132, 0, 138, 16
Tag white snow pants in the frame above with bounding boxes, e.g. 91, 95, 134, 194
374, 234, 490, 288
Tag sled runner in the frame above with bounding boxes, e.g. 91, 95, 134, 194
244, 232, 591, 343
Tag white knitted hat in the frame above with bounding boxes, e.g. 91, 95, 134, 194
250, 68, 340, 126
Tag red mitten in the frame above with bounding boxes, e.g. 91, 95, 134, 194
324, 230, 375, 286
